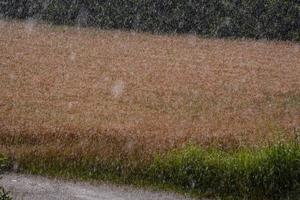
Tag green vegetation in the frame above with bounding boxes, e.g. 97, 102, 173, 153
0, 188, 11, 200
0, 156, 12, 200
0, 156, 8, 174
8, 143, 300, 199
151, 144, 300, 199
0, 0, 299, 41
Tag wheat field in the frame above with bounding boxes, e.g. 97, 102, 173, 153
0, 20, 299, 159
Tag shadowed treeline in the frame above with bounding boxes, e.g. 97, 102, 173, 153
0, 0, 299, 41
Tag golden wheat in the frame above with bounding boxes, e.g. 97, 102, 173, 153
0, 20, 299, 159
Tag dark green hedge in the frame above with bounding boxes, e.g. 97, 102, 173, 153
0, 0, 299, 41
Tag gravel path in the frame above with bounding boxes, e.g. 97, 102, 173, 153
0, 173, 198, 200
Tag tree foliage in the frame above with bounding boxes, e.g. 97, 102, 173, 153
0, 0, 299, 41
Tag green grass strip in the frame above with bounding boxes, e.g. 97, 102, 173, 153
0, 156, 9, 174
149, 144, 300, 199
0, 155, 12, 200
4, 143, 300, 199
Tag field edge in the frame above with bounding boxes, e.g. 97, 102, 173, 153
1, 142, 300, 199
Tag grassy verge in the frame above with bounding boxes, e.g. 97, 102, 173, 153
0, 156, 8, 174
0, 156, 12, 200
4, 143, 300, 199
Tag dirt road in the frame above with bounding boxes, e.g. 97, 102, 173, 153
0, 173, 198, 200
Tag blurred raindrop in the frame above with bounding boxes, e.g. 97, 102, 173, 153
76, 7, 89, 27
68, 102, 73, 109
0, 19, 5, 29
112, 80, 125, 98
70, 52, 77, 61
42, 0, 50, 10
294, 45, 300, 53
113, 30, 122, 39
187, 34, 198, 48
9, 73, 16, 80
24, 18, 37, 35
130, 30, 136, 36
12, 162, 20, 172
190, 179, 196, 189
